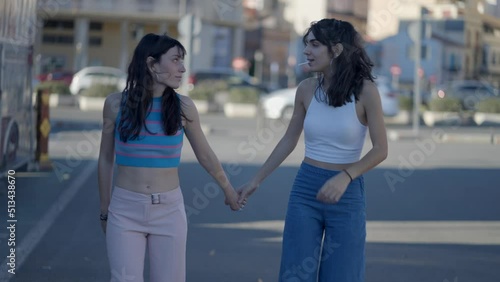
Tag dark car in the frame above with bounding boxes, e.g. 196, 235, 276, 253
431, 80, 499, 110
189, 68, 269, 94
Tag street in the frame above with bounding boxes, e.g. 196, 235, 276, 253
0, 108, 499, 282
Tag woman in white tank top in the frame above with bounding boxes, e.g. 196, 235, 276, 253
238, 19, 388, 282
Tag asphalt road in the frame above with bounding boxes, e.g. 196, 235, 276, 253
0, 108, 499, 282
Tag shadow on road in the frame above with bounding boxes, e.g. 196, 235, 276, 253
1, 162, 499, 282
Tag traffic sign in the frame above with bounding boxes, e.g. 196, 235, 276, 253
178, 14, 202, 36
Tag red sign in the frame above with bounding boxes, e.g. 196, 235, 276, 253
390, 65, 401, 76
232, 57, 248, 70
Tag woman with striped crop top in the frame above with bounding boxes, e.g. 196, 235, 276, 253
238, 19, 388, 281
97, 34, 243, 282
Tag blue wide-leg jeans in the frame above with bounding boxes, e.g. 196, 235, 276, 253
279, 162, 366, 282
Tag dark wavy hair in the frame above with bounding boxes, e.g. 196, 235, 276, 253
303, 18, 375, 107
118, 33, 189, 142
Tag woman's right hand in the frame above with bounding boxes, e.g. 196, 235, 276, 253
237, 182, 259, 205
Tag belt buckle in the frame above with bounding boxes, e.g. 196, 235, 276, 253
151, 193, 161, 204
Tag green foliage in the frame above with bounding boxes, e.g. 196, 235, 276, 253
429, 97, 462, 112
399, 96, 413, 111
475, 98, 500, 113
188, 80, 228, 101
36, 81, 71, 95
227, 86, 260, 104
81, 84, 120, 98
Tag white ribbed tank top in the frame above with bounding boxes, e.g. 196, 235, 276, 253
304, 87, 367, 164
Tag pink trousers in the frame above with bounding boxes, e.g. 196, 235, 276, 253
106, 186, 187, 282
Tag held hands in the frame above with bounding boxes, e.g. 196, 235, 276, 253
224, 186, 245, 211
235, 182, 258, 209
224, 182, 256, 212
316, 171, 351, 204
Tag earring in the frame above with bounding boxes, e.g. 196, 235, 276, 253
154, 72, 159, 81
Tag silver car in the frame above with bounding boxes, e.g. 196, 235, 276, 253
69, 66, 127, 95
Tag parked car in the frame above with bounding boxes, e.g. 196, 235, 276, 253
431, 80, 499, 110
398, 89, 432, 107
260, 78, 399, 122
69, 66, 126, 95
259, 87, 297, 121
189, 68, 269, 94
37, 70, 74, 86
375, 76, 400, 117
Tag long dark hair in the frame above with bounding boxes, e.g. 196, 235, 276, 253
118, 33, 188, 142
303, 19, 375, 107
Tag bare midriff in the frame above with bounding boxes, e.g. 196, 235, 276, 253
303, 157, 355, 171
115, 166, 180, 194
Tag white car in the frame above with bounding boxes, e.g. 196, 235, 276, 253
259, 87, 297, 121
69, 66, 127, 95
260, 79, 399, 121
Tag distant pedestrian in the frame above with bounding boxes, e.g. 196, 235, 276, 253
238, 19, 388, 282
97, 33, 243, 282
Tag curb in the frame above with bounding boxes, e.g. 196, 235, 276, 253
387, 130, 499, 145
201, 124, 212, 136
383, 111, 411, 125
440, 133, 499, 144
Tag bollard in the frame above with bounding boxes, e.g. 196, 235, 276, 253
36, 89, 52, 170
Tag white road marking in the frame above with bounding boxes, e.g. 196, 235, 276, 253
0, 161, 97, 281
197, 220, 500, 245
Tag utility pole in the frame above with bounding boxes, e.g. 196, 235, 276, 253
412, 6, 424, 137
179, 0, 186, 17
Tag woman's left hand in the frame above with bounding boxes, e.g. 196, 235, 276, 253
316, 172, 351, 204
224, 188, 243, 211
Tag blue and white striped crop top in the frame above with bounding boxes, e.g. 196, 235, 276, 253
114, 97, 183, 168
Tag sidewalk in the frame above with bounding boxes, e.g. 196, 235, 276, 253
49, 106, 500, 146
386, 125, 500, 144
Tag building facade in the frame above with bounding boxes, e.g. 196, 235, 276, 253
243, 0, 370, 88
368, 0, 500, 86
35, 0, 244, 75
327, 0, 369, 37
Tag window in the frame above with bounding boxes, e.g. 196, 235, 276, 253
42, 34, 73, 45
89, 36, 102, 46
212, 26, 232, 68
447, 53, 461, 71
450, 53, 456, 70
44, 20, 74, 30
89, 22, 103, 31
444, 20, 464, 31
483, 23, 494, 34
